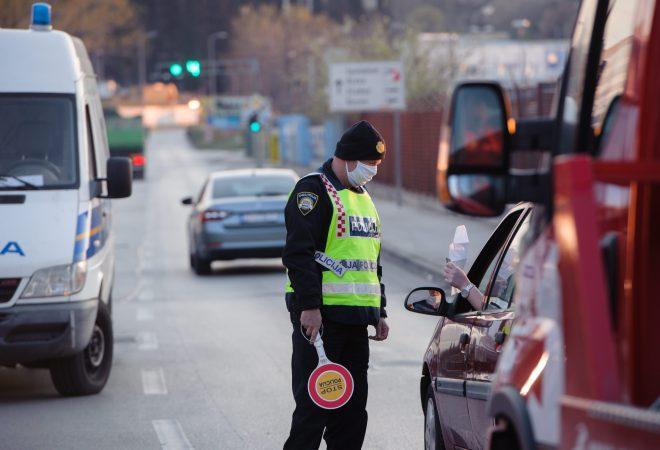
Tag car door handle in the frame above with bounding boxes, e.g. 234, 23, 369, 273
459, 333, 470, 354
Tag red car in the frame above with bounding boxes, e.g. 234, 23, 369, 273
405, 203, 533, 450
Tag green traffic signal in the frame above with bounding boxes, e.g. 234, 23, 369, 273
169, 63, 183, 77
186, 59, 201, 77
250, 121, 261, 133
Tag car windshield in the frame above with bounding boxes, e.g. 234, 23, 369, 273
212, 173, 296, 199
0, 95, 77, 189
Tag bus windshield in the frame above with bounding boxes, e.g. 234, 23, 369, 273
0, 95, 77, 190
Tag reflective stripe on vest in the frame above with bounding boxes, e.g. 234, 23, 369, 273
322, 283, 381, 295
286, 173, 381, 309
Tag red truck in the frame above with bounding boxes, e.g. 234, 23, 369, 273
417, 0, 660, 448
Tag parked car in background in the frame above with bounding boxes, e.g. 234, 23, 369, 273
182, 168, 298, 275
405, 203, 533, 450
104, 106, 146, 179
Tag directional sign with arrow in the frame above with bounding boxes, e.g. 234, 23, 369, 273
329, 61, 406, 112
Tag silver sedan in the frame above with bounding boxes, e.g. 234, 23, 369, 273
182, 168, 299, 275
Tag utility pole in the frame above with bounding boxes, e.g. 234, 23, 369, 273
207, 31, 229, 98
138, 30, 158, 104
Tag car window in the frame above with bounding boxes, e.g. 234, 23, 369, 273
472, 210, 523, 292
212, 174, 296, 199
557, 0, 600, 155
85, 105, 97, 179
196, 180, 208, 204
452, 207, 523, 315
591, 0, 638, 154
484, 213, 531, 311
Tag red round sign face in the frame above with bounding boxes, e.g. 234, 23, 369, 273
307, 362, 354, 409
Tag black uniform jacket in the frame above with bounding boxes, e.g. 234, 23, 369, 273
283, 159, 386, 326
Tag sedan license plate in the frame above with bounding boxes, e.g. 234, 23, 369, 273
241, 212, 282, 224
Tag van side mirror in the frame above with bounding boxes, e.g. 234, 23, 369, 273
105, 157, 132, 199
404, 287, 449, 316
438, 82, 511, 217
181, 196, 193, 205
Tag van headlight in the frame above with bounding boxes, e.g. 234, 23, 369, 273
21, 261, 87, 298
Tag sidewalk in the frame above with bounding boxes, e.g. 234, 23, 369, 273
373, 190, 499, 282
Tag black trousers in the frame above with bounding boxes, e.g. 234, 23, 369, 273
284, 320, 369, 450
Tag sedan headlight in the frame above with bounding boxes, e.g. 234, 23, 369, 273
21, 261, 87, 298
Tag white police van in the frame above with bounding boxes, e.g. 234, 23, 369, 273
0, 3, 132, 396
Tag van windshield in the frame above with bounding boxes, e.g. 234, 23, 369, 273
0, 95, 77, 190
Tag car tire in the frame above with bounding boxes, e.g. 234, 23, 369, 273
190, 252, 211, 275
49, 301, 113, 396
424, 385, 446, 450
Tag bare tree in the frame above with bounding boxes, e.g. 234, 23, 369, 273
229, 5, 340, 120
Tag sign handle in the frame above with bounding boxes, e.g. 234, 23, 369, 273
300, 324, 328, 364
313, 334, 329, 365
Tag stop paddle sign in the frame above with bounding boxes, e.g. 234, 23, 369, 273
307, 334, 353, 409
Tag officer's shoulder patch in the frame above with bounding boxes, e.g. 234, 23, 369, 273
297, 192, 318, 216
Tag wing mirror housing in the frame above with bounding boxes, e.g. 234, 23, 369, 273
438, 81, 554, 217
99, 157, 132, 199
181, 196, 193, 205
404, 287, 450, 316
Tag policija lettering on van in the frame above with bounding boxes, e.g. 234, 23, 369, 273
0, 241, 25, 256
348, 216, 380, 238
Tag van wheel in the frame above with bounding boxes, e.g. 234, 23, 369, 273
190, 252, 211, 275
424, 385, 446, 450
49, 302, 113, 396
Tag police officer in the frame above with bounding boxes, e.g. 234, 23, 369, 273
283, 121, 389, 450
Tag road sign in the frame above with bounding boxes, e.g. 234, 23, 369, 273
329, 61, 406, 112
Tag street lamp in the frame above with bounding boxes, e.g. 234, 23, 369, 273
207, 30, 229, 97
511, 19, 532, 86
138, 30, 158, 104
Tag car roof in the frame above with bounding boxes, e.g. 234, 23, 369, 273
208, 168, 299, 180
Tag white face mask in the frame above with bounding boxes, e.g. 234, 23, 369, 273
346, 161, 378, 187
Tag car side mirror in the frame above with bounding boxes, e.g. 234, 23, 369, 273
404, 287, 449, 316
181, 196, 193, 205
437, 82, 511, 217
104, 157, 132, 199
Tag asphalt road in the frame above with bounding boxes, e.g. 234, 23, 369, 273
0, 129, 448, 450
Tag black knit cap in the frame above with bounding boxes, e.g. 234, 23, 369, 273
334, 120, 386, 161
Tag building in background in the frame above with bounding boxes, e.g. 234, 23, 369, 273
418, 32, 568, 88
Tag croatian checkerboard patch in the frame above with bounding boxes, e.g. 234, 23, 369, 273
297, 192, 318, 216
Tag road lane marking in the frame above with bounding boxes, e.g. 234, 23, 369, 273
139, 289, 155, 302
119, 278, 144, 303
152, 419, 194, 449
142, 368, 167, 395
137, 307, 154, 321
138, 332, 159, 350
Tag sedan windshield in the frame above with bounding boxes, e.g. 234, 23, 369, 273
0, 95, 77, 189
212, 174, 296, 199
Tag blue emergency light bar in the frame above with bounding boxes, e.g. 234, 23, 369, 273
31, 3, 52, 30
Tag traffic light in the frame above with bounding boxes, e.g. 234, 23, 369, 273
186, 59, 201, 77
248, 113, 261, 133
169, 63, 183, 77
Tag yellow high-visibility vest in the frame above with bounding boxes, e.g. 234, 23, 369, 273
286, 173, 381, 310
